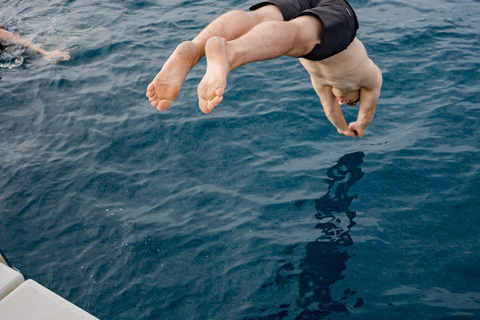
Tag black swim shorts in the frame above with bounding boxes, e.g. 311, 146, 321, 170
250, 0, 359, 61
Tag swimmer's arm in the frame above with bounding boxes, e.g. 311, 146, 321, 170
349, 66, 383, 138
0, 28, 49, 54
0, 28, 70, 62
311, 79, 357, 138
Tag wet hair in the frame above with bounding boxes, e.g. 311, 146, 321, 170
347, 98, 360, 107
0, 25, 6, 52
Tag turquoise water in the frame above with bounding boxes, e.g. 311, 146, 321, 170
1, 0, 480, 319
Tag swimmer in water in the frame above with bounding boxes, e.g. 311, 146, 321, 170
146, 0, 382, 139
0, 26, 70, 62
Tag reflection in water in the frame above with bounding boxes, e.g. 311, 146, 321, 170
253, 152, 365, 320
296, 151, 365, 319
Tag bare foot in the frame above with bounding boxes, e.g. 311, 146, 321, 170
197, 37, 230, 114
146, 41, 198, 111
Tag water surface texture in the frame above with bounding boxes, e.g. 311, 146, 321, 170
1, 0, 479, 319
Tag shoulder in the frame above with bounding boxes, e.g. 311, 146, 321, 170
361, 59, 382, 91
346, 39, 382, 90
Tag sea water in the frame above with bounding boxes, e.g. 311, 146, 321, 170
0, 0, 479, 319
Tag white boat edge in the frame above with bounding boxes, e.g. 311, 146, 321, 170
0, 249, 100, 320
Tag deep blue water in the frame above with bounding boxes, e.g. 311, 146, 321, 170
1, 0, 480, 319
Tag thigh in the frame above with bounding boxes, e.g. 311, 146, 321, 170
248, 3, 284, 22
296, 0, 359, 61
288, 14, 323, 46
250, 0, 317, 21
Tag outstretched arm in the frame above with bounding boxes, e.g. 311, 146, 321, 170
348, 64, 383, 138
311, 78, 358, 138
0, 28, 70, 62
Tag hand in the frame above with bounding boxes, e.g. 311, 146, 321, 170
348, 122, 365, 139
337, 127, 358, 138
44, 50, 71, 63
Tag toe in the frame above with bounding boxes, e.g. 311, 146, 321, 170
212, 95, 223, 106
198, 99, 210, 114
156, 100, 171, 112
207, 101, 215, 112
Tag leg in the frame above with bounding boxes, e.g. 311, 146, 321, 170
146, 6, 283, 112
197, 15, 323, 113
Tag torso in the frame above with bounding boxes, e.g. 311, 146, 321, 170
299, 38, 377, 91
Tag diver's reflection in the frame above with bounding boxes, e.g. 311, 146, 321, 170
296, 151, 364, 318
257, 152, 365, 320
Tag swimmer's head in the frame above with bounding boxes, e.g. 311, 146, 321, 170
332, 88, 360, 107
